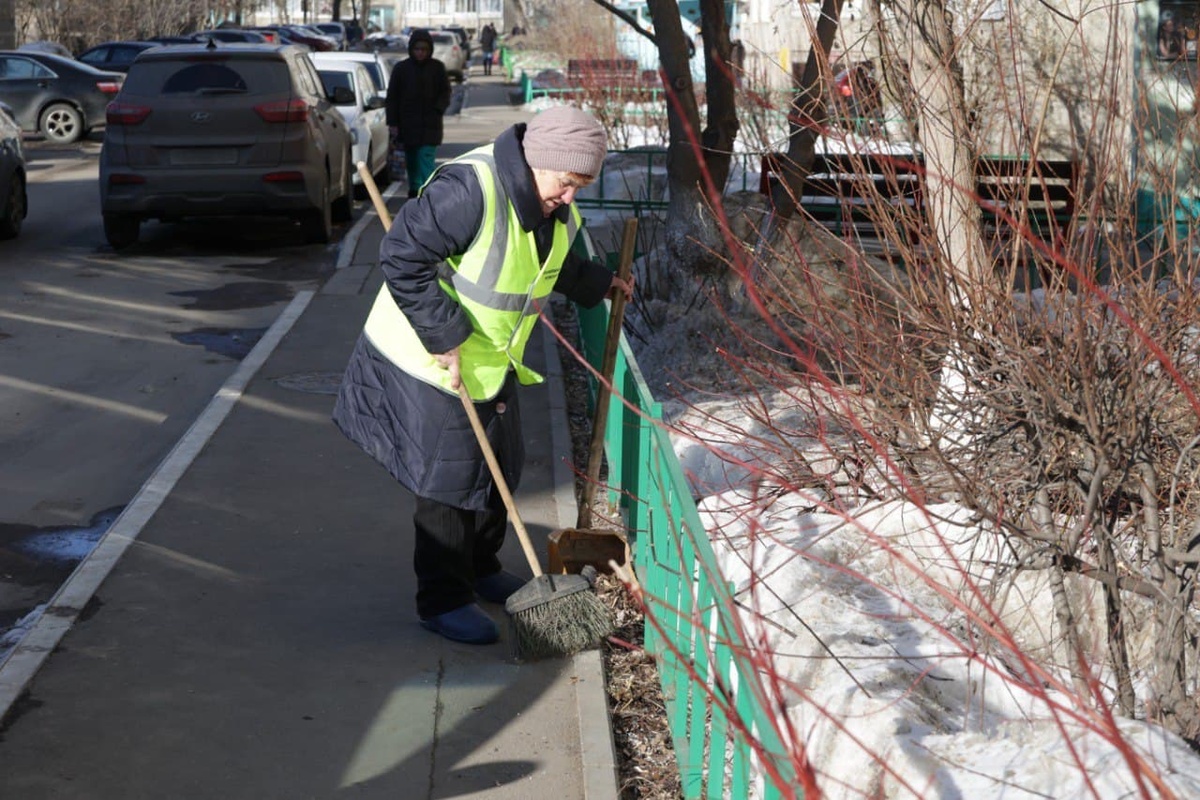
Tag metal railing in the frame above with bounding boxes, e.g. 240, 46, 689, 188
571, 232, 801, 799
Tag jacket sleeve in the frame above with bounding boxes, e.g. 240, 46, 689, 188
378, 165, 485, 354
553, 244, 613, 309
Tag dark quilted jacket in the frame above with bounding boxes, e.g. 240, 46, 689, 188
332, 124, 612, 510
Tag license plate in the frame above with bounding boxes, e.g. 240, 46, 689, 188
170, 148, 237, 166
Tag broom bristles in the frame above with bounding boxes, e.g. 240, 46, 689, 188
510, 589, 614, 660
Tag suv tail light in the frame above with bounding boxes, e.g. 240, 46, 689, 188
255, 99, 308, 123
97, 81, 123, 94
106, 102, 151, 125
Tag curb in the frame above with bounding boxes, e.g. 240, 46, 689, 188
543, 308, 620, 800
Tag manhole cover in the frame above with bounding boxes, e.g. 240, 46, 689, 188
273, 371, 343, 395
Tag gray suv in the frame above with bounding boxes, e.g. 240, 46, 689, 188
99, 42, 354, 249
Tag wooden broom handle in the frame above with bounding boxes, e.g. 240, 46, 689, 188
457, 384, 544, 577
357, 161, 392, 228
577, 217, 638, 529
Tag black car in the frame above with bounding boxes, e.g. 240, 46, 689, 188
0, 51, 123, 143
77, 41, 159, 73
0, 100, 26, 239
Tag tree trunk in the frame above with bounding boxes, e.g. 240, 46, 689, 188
768, 0, 843, 219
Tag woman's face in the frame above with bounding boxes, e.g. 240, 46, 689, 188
532, 169, 587, 216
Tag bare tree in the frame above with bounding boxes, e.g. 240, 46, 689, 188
590, 0, 739, 268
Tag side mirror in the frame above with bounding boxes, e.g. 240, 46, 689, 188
365, 95, 386, 110
331, 85, 355, 105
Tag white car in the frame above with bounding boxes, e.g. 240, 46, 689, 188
309, 50, 391, 95
314, 60, 390, 196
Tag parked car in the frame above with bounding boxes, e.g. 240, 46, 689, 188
439, 26, 471, 62
429, 30, 466, 82
280, 25, 337, 52
314, 60, 388, 196
361, 32, 408, 54
0, 51, 123, 143
17, 42, 74, 59
189, 29, 270, 44
312, 22, 348, 50
99, 42, 354, 249
309, 49, 390, 94
248, 26, 310, 48
0, 100, 27, 239
77, 41, 159, 73
146, 35, 199, 45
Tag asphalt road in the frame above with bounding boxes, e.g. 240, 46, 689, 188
0, 131, 364, 655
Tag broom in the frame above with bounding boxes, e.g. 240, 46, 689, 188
457, 384, 614, 659
355, 162, 613, 659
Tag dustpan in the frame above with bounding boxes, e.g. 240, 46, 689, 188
549, 218, 638, 577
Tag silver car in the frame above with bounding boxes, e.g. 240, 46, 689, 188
99, 43, 354, 249
429, 31, 467, 83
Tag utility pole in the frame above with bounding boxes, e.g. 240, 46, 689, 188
0, 0, 16, 50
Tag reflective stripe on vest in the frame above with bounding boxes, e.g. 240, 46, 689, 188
363, 144, 582, 401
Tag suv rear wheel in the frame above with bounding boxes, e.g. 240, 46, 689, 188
301, 180, 332, 243
331, 152, 353, 223
104, 213, 140, 249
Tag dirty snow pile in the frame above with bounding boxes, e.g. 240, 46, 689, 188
657, 351, 1200, 797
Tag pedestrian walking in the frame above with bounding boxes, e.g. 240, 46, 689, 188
332, 106, 633, 645
479, 23, 497, 76
385, 29, 451, 198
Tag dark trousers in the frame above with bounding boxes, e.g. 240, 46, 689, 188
413, 496, 507, 617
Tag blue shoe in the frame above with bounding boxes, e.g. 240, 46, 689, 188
474, 570, 526, 604
419, 603, 499, 644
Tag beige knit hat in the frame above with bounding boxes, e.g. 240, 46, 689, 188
523, 106, 608, 177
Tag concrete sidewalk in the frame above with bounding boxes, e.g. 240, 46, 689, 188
0, 75, 618, 799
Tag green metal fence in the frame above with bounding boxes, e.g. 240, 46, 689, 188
571, 234, 802, 799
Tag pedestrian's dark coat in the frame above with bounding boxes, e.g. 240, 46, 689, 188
332, 123, 612, 510
480, 24, 497, 51
385, 29, 451, 149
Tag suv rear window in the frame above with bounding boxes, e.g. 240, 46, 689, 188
122, 57, 290, 96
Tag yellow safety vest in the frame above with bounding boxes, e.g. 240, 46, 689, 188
363, 144, 582, 401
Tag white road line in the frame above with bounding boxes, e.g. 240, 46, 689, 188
0, 290, 316, 721
336, 181, 403, 270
